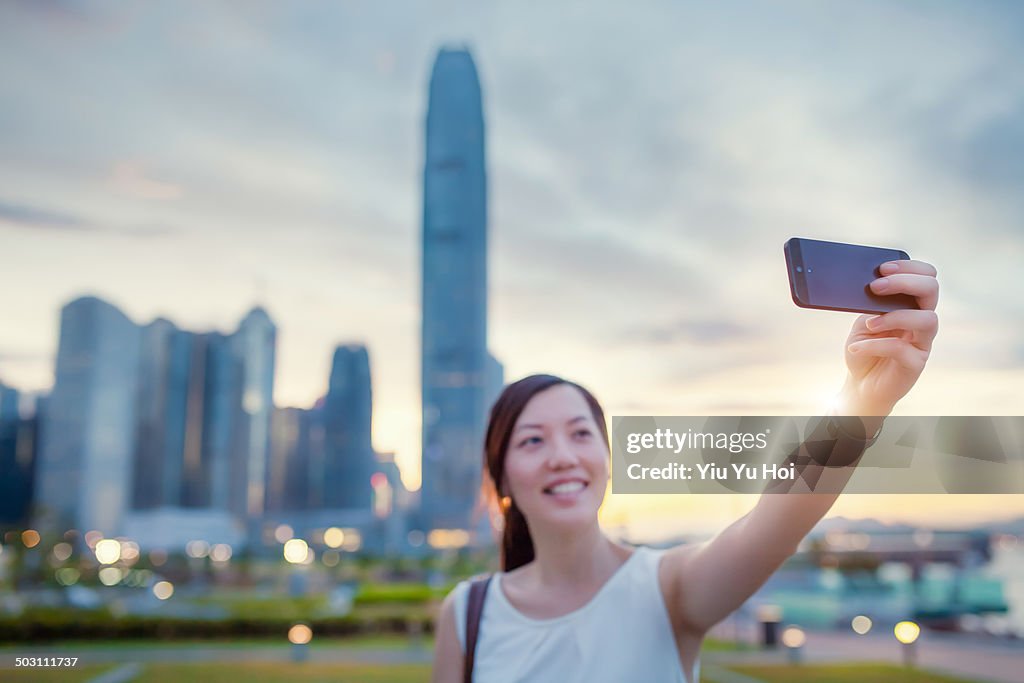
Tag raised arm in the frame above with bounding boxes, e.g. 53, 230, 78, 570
662, 259, 939, 635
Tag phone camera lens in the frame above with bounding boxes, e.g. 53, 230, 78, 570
806, 267, 813, 273
796, 266, 803, 273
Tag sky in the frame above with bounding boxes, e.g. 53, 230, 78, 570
1, 0, 1023, 536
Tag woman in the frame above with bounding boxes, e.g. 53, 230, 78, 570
432, 259, 939, 683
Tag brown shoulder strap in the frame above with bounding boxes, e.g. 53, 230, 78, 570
463, 575, 493, 683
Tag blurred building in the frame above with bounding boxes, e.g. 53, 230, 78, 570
0, 379, 18, 420
32, 297, 277, 547
419, 46, 499, 533
0, 382, 38, 525
132, 319, 191, 509
128, 308, 274, 549
35, 296, 142, 536
230, 307, 276, 521
267, 405, 316, 511
323, 344, 375, 511
485, 351, 504, 419
122, 507, 245, 552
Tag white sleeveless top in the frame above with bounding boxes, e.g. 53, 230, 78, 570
452, 545, 699, 683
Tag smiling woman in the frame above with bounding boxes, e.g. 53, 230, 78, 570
431, 255, 940, 683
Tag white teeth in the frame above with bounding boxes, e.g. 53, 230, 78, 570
546, 481, 585, 495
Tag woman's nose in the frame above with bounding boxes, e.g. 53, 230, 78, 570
546, 438, 580, 468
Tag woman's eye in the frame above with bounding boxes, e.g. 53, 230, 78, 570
519, 436, 542, 448
574, 429, 592, 439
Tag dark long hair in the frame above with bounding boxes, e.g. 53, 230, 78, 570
482, 374, 610, 572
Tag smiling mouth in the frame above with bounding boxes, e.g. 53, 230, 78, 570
543, 481, 588, 495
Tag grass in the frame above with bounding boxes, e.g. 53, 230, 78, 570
141, 662, 431, 682
0, 664, 117, 682
700, 637, 758, 652
721, 662, 988, 683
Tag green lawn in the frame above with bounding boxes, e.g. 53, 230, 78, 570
0, 665, 117, 682
700, 637, 757, 652
720, 663, 987, 683
141, 662, 431, 682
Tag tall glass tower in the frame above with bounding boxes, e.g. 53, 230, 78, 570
323, 344, 374, 510
420, 46, 489, 532
230, 307, 276, 521
36, 296, 141, 536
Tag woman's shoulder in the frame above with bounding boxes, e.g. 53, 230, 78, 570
444, 574, 496, 651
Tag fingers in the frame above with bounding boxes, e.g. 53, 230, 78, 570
870, 273, 939, 311
848, 337, 928, 372
864, 309, 939, 351
878, 260, 937, 277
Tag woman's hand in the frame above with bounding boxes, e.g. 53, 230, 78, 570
840, 259, 939, 415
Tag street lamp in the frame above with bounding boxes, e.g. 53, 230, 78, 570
781, 625, 806, 664
894, 620, 921, 666
288, 623, 312, 662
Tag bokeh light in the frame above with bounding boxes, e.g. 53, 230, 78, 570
283, 538, 308, 564
781, 626, 806, 648
852, 615, 873, 635
55, 568, 80, 586
95, 539, 121, 564
323, 527, 344, 549
210, 543, 232, 562
98, 567, 123, 586
153, 581, 174, 600
895, 621, 921, 644
274, 524, 294, 543
288, 624, 312, 645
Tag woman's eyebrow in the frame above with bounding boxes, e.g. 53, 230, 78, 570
513, 416, 588, 433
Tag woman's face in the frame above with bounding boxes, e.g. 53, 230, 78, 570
503, 384, 608, 532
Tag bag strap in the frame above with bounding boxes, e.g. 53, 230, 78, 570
463, 574, 493, 683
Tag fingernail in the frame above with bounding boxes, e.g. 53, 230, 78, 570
879, 262, 899, 275
866, 315, 881, 330
848, 344, 859, 353
873, 278, 889, 292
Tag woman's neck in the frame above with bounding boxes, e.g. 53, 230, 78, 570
526, 523, 626, 590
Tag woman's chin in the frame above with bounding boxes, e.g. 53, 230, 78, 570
529, 502, 599, 531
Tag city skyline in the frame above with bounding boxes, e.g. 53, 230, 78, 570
2, 2, 1024, 535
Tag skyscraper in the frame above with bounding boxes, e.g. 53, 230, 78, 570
267, 405, 316, 512
0, 381, 35, 525
322, 344, 375, 510
230, 307, 276, 520
35, 296, 142, 536
132, 319, 191, 509
420, 46, 490, 532
0, 379, 18, 421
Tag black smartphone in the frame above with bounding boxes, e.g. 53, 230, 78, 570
784, 237, 919, 314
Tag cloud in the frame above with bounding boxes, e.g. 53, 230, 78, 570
614, 319, 754, 347
109, 161, 183, 200
0, 198, 177, 238
0, 200, 92, 231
